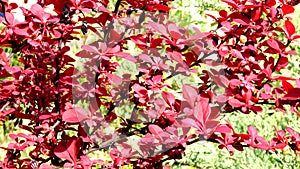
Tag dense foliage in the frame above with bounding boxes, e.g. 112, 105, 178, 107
0, 0, 299, 168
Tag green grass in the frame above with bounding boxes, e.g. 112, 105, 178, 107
165, 108, 300, 169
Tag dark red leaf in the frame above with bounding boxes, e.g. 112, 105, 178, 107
228, 98, 244, 107
251, 7, 262, 21
284, 20, 296, 39
39, 163, 52, 169
194, 97, 210, 126
214, 124, 232, 133
281, 5, 294, 16
54, 143, 73, 163
162, 91, 175, 107
148, 124, 164, 136
182, 84, 198, 107
266, 0, 276, 6
82, 45, 100, 54
54, 137, 79, 164
147, 21, 168, 37
276, 57, 288, 71
250, 105, 263, 113
282, 80, 294, 92
62, 108, 89, 123
255, 136, 269, 150
266, 39, 281, 52
283, 88, 300, 100
221, 0, 238, 8
167, 23, 182, 39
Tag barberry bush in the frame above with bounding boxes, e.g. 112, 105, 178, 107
0, 0, 299, 168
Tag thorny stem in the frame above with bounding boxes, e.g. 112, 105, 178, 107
163, 51, 217, 81
258, 40, 292, 90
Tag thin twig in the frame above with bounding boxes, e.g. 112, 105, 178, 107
0, 102, 9, 112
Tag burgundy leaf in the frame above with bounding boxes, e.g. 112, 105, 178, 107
148, 124, 164, 138
115, 52, 137, 62
194, 97, 210, 126
147, 21, 168, 37
162, 91, 175, 107
282, 80, 294, 92
283, 88, 300, 100
255, 136, 269, 150
228, 98, 244, 107
82, 45, 100, 54
39, 163, 52, 169
221, 0, 238, 8
281, 5, 294, 16
284, 20, 295, 39
250, 105, 263, 113
266, 39, 281, 52
182, 84, 198, 107
167, 23, 182, 39
276, 57, 288, 71
214, 124, 232, 134
54, 143, 73, 163
251, 7, 262, 21
62, 108, 89, 123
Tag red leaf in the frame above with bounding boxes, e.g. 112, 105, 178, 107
248, 126, 258, 137
291, 34, 300, 40
150, 38, 163, 48
266, 0, 276, 6
255, 136, 269, 150
169, 51, 187, 68
247, 126, 258, 147
66, 138, 79, 163
167, 23, 182, 39
109, 29, 121, 42
221, 0, 238, 8
282, 5, 294, 16
30, 4, 50, 21
283, 88, 300, 100
228, 98, 244, 107
54, 138, 79, 164
63, 55, 76, 63
115, 52, 137, 62
214, 124, 232, 133
82, 45, 99, 54
180, 118, 196, 127
5, 12, 14, 25
194, 97, 210, 126
266, 39, 281, 52
250, 105, 263, 113
273, 76, 296, 80
251, 7, 262, 21
152, 4, 171, 12
162, 91, 175, 106
54, 143, 73, 163
282, 80, 294, 92
274, 143, 287, 149
44, 0, 71, 14
39, 163, 52, 169
62, 108, 89, 123
62, 67, 75, 76
182, 84, 198, 107
284, 20, 295, 39
276, 57, 288, 71
147, 21, 168, 37
233, 14, 250, 25
107, 73, 122, 85
148, 124, 163, 136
